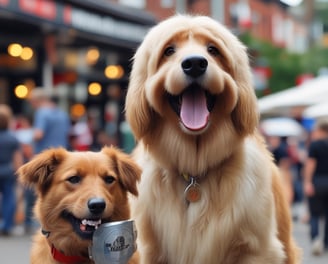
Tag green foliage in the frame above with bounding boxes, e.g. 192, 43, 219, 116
301, 45, 328, 74
239, 33, 304, 97
269, 51, 303, 92
237, 2, 328, 99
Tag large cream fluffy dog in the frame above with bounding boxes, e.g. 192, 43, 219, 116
125, 15, 300, 264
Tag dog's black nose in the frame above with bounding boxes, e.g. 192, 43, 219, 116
88, 198, 106, 215
181, 55, 208, 78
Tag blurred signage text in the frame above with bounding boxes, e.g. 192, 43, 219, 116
0, 0, 149, 42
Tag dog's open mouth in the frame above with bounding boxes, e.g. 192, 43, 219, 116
168, 83, 215, 131
62, 211, 108, 240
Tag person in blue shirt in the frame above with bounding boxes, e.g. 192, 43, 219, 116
0, 104, 23, 236
28, 88, 71, 154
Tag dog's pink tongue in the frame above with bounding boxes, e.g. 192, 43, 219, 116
180, 89, 209, 131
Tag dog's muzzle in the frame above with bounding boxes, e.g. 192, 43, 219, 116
89, 220, 137, 264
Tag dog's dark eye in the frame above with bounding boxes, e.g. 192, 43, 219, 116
207, 45, 220, 57
104, 175, 115, 184
164, 45, 175, 57
66, 175, 81, 184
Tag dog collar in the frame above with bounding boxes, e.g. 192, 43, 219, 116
51, 244, 89, 264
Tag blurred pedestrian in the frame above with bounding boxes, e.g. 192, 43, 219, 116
287, 137, 306, 204
28, 88, 71, 154
267, 135, 294, 204
0, 104, 24, 236
303, 118, 328, 255
14, 114, 35, 234
69, 117, 93, 151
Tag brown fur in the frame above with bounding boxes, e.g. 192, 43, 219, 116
17, 146, 140, 264
125, 15, 301, 264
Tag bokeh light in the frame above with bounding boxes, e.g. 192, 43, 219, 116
14, 84, 29, 99
86, 47, 100, 65
8, 43, 23, 57
20, 47, 34, 60
70, 104, 86, 118
88, 82, 102, 96
104, 65, 124, 79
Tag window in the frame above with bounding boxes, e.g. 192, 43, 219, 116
119, 0, 145, 9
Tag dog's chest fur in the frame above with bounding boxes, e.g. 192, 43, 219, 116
133, 139, 285, 264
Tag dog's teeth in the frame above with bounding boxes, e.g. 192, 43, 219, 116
81, 219, 102, 226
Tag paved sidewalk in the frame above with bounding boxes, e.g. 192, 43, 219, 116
293, 220, 328, 263
0, 231, 32, 263
0, 221, 327, 263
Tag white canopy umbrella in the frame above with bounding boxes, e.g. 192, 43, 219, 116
303, 101, 328, 118
260, 117, 305, 137
258, 76, 328, 115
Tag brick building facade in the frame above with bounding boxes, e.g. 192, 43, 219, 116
115, 0, 308, 53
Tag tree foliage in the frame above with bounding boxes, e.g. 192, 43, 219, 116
239, 33, 304, 97
301, 45, 328, 74
237, 2, 328, 99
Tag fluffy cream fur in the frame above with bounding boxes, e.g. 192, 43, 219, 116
126, 14, 301, 264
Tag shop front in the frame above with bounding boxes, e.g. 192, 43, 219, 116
0, 0, 156, 149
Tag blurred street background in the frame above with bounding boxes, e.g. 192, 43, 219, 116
1, 0, 328, 150
1, 0, 328, 263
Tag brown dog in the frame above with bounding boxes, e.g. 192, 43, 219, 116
125, 15, 301, 263
18, 146, 140, 264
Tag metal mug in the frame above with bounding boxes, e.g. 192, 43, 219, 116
89, 220, 137, 264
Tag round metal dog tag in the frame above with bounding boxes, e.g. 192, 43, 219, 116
184, 179, 201, 203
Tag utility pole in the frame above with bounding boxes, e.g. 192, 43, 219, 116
304, 0, 315, 44
211, 0, 225, 23
176, 0, 185, 14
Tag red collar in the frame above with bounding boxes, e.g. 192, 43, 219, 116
51, 244, 89, 264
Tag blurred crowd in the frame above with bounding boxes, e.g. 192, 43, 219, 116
263, 117, 328, 256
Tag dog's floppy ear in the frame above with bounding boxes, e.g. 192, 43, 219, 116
102, 146, 141, 196
231, 81, 259, 135
17, 148, 67, 196
125, 48, 154, 140
230, 47, 259, 135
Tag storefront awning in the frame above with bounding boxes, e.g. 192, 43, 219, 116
0, 0, 156, 47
